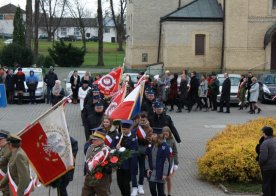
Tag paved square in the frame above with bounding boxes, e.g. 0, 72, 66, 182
0, 102, 275, 196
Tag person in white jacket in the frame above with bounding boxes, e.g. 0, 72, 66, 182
78, 80, 91, 111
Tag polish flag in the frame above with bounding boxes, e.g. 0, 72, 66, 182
0, 169, 5, 180
135, 72, 147, 87
109, 83, 144, 120
94, 67, 123, 96
137, 126, 146, 140
105, 84, 127, 116
105, 135, 113, 147
18, 104, 74, 185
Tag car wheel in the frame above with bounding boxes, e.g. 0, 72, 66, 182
260, 94, 266, 104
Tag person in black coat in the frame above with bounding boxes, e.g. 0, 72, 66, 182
210, 73, 220, 111
149, 101, 181, 143
70, 70, 81, 104
84, 101, 105, 140
176, 74, 188, 113
14, 68, 25, 105
219, 73, 231, 113
141, 89, 156, 118
246, 72, 253, 112
187, 71, 200, 112
5, 69, 15, 104
44, 66, 58, 104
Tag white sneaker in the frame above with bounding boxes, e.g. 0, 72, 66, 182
131, 187, 138, 196
138, 185, 145, 195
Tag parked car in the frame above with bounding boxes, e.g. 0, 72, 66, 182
65, 70, 87, 95
122, 73, 139, 84
4, 39, 13, 45
217, 74, 241, 104
39, 35, 48, 40
60, 35, 77, 41
258, 74, 276, 103
14, 68, 46, 102
87, 36, 99, 42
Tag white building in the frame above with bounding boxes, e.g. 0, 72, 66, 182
0, 3, 117, 43
0, 3, 25, 38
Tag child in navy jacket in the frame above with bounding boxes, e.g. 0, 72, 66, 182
145, 128, 170, 196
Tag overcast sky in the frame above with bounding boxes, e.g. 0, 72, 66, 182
0, 0, 116, 17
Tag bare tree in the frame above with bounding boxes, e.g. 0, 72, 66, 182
67, 0, 92, 51
110, 0, 126, 51
25, 0, 32, 48
97, 0, 104, 66
40, 0, 67, 42
34, 0, 40, 56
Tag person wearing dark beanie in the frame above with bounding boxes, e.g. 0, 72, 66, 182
259, 126, 276, 196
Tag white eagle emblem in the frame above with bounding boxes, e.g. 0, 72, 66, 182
99, 75, 116, 90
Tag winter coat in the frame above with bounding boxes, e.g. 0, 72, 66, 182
199, 80, 208, 98
70, 75, 80, 91
78, 86, 91, 111
259, 136, 276, 171
169, 79, 178, 101
5, 74, 15, 91
26, 73, 38, 91
51, 88, 65, 106
14, 72, 25, 91
149, 113, 181, 143
210, 78, 220, 96
44, 71, 58, 88
221, 77, 231, 99
189, 76, 199, 95
178, 79, 188, 100
249, 82, 259, 102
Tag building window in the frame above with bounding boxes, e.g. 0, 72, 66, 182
61, 27, 67, 36
0, 14, 3, 20
74, 28, 80, 36
274, 0, 276, 8
142, 53, 148, 62
104, 27, 110, 33
195, 34, 205, 55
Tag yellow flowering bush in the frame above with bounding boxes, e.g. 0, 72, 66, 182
197, 117, 276, 183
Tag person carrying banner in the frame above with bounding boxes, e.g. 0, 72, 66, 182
0, 130, 11, 196
0, 134, 31, 196
110, 120, 138, 196
81, 129, 110, 196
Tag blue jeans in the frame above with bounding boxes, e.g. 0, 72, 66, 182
132, 154, 145, 187
46, 86, 53, 104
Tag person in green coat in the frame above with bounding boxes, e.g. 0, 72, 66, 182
0, 134, 31, 196
0, 130, 12, 196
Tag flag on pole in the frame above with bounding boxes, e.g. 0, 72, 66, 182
110, 83, 144, 120
135, 72, 147, 87
105, 84, 127, 116
18, 103, 74, 185
104, 135, 113, 147
94, 67, 123, 96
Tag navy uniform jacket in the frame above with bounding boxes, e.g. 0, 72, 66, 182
110, 132, 138, 175
149, 113, 181, 143
145, 142, 170, 180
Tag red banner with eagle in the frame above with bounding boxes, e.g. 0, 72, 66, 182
18, 102, 74, 185
94, 67, 123, 96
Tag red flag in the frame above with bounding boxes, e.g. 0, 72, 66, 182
94, 67, 123, 96
135, 73, 147, 87
105, 84, 127, 116
18, 104, 74, 185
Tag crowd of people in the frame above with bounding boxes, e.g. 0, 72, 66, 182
0, 65, 268, 196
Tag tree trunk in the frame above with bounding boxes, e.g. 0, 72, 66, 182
25, 0, 32, 48
34, 0, 39, 57
97, 0, 104, 66
117, 0, 124, 51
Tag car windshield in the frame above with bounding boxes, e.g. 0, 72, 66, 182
122, 74, 138, 83
67, 72, 86, 83
23, 71, 43, 81
262, 75, 276, 84
218, 77, 240, 86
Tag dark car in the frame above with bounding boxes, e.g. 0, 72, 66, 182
258, 74, 276, 103
39, 35, 48, 40
87, 36, 99, 42
60, 35, 77, 41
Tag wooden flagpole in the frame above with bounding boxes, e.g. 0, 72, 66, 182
17, 94, 72, 136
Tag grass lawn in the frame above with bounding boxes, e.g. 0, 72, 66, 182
0, 39, 125, 68
222, 182, 262, 194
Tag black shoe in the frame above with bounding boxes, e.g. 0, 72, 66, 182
249, 110, 255, 114
257, 108, 261, 114
169, 108, 174, 112
225, 111, 230, 113
238, 107, 243, 110
211, 109, 216, 111
218, 110, 223, 113
176, 109, 182, 113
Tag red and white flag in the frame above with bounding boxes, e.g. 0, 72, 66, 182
0, 169, 5, 180
110, 83, 144, 120
137, 126, 146, 140
18, 104, 74, 185
104, 135, 113, 147
135, 72, 147, 87
105, 84, 127, 116
94, 67, 123, 96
